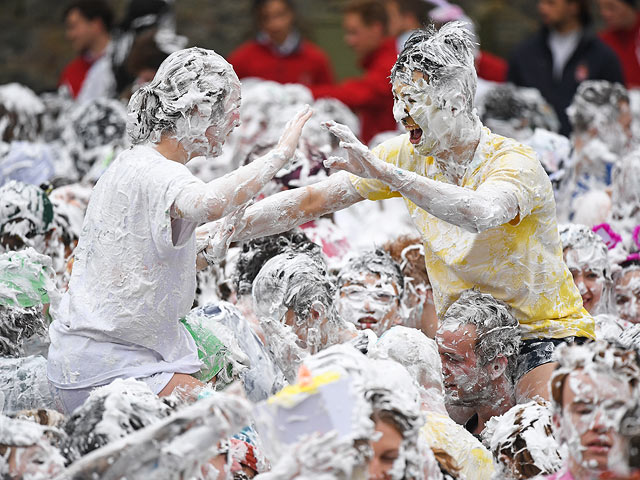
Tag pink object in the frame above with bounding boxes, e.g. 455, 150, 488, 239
593, 223, 623, 250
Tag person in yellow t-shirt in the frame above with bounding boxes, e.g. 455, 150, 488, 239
202, 22, 594, 402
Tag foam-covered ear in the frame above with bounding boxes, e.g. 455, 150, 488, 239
489, 355, 508, 380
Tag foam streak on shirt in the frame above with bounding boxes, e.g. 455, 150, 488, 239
350, 129, 594, 341
48, 145, 203, 389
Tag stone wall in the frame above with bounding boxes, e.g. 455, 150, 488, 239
0, 0, 600, 93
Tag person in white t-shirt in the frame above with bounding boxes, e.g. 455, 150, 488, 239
47, 47, 312, 413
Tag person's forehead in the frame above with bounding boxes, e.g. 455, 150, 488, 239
437, 322, 477, 348
564, 369, 630, 404
618, 269, 640, 288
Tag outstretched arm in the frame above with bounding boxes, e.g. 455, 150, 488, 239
171, 106, 313, 224
196, 171, 363, 244
324, 121, 521, 234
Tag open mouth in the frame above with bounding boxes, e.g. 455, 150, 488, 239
357, 317, 378, 329
407, 125, 423, 145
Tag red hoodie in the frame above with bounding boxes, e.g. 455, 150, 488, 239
311, 38, 398, 144
600, 13, 640, 88
228, 39, 334, 87
59, 56, 94, 98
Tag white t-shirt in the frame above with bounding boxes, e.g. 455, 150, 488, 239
548, 29, 581, 80
48, 145, 204, 389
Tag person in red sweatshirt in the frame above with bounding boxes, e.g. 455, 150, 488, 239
311, 0, 398, 144
59, 0, 114, 100
598, 0, 640, 88
228, 0, 334, 88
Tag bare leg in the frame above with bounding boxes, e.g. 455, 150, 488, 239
515, 362, 557, 403
158, 373, 205, 401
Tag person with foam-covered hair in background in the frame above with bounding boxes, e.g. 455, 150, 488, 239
370, 325, 496, 480
563, 81, 632, 209
482, 400, 563, 479
436, 289, 521, 435
542, 341, 640, 480
479, 83, 561, 141
383, 235, 438, 338
559, 224, 616, 319
335, 249, 404, 337
200, 21, 595, 403
252, 248, 356, 382
615, 260, 640, 325
46, 47, 313, 414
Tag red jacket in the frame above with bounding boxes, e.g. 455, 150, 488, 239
311, 38, 398, 144
476, 50, 508, 83
600, 13, 640, 88
59, 56, 94, 98
228, 39, 334, 87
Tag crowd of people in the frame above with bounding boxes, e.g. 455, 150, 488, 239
2, 0, 640, 479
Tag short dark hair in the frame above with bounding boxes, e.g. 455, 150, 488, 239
63, 0, 114, 31
344, 0, 389, 31
387, 0, 430, 25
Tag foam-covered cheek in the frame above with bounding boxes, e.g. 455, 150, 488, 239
393, 99, 407, 124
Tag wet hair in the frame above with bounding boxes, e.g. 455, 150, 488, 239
482, 400, 562, 479
127, 47, 239, 144
387, 0, 430, 25
253, 248, 336, 325
0, 84, 45, 143
567, 80, 629, 134
337, 248, 404, 294
0, 305, 47, 357
344, 0, 389, 31
480, 84, 560, 133
383, 235, 429, 287
550, 341, 640, 413
60, 379, 175, 464
63, 0, 114, 31
391, 22, 477, 114
367, 388, 424, 480
234, 229, 319, 296
443, 289, 521, 381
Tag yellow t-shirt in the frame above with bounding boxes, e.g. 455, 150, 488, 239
350, 128, 594, 341
421, 412, 495, 480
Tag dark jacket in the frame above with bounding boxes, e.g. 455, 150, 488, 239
507, 27, 624, 136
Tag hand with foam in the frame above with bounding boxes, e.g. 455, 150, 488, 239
323, 120, 386, 179
276, 104, 314, 162
199, 203, 249, 267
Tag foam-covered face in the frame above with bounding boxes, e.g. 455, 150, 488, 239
436, 322, 492, 407
564, 247, 605, 314
182, 82, 241, 160
615, 269, 640, 324
7, 442, 66, 479
559, 369, 630, 473
392, 70, 470, 157
336, 272, 400, 335
368, 418, 403, 480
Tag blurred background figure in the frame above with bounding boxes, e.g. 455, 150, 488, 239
598, 0, 640, 88
228, 0, 334, 87
59, 0, 116, 102
311, 0, 397, 143
508, 0, 624, 136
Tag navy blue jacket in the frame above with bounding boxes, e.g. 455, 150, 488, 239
507, 27, 624, 136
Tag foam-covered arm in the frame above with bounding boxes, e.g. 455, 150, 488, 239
171, 106, 313, 223
196, 171, 363, 243
377, 162, 519, 233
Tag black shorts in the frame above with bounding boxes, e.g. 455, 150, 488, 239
515, 336, 589, 381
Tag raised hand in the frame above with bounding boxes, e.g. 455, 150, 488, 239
276, 104, 314, 159
322, 120, 385, 179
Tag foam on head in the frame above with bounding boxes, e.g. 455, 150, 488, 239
127, 47, 241, 158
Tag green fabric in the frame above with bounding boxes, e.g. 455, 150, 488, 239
180, 318, 231, 383
0, 252, 51, 308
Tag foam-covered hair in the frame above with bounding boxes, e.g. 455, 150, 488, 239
567, 80, 629, 134
391, 21, 477, 112
127, 47, 239, 144
443, 289, 521, 380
